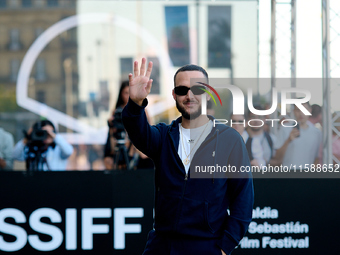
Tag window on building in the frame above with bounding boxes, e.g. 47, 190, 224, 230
208, 6, 232, 68
10, 59, 20, 82
36, 90, 46, 104
47, 0, 58, 7
61, 27, 77, 46
164, 6, 190, 66
148, 57, 160, 95
68, 0, 75, 8
68, 27, 77, 42
120, 57, 133, 82
34, 0, 44, 7
9, 29, 20, 51
22, 0, 32, 7
35, 27, 44, 38
36, 59, 46, 82
9, 0, 19, 8
0, 0, 7, 8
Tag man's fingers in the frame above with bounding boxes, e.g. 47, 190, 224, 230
134, 61, 139, 77
145, 61, 153, 78
146, 79, 153, 94
128, 73, 133, 83
140, 57, 146, 76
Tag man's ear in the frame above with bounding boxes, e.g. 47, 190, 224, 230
172, 89, 176, 101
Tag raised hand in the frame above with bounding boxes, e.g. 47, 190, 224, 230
129, 58, 153, 106
42, 125, 56, 139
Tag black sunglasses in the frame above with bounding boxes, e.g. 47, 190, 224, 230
174, 85, 206, 96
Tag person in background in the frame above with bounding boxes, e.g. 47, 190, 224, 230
206, 99, 215, 116
230, 113, 266, 168
104, 81, 153, 170
0, 127, 14, 170
230, 113, 247, 141
12, 120, 73, 171
104, 81, 132, 169
245, 107, 279, 168
318, 112, 340, 164
309, 104, 322, 130
274, 102, 321, 168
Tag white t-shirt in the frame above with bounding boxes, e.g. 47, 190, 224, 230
178, 121, 213, 174
276, 121, 322, 167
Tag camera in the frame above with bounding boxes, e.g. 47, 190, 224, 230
24, 128, 48, 147
23, 120, 57, 171
108, 107, 126, 143
23, 128, 49, 171
30, 129, 48, 142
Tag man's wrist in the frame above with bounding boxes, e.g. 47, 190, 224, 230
131, 98, 144, 106
125, 98, 148, 116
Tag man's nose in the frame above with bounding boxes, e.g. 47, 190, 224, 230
186, 88, 194, 98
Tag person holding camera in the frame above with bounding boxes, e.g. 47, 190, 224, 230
104, 81, 153, 170
104, 81, 130, 169
274, 102, 322, 168
12, 120, 73, 171
0, 127, 14, 170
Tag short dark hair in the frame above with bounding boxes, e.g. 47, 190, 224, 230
33, 120, 56, 133
311, 104, 322, 117
294, 98, 311, 109
173, 64, 208, 86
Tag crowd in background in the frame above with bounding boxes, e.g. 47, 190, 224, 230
0, 81, 154, 171
1, 89, 340, 171
230, 103, 327, 170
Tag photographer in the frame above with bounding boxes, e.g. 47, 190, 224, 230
12, 120, 73, 171
104, 81, 153, 170
0, 127, 14, 170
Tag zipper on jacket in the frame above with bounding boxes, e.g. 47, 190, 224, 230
175, 171, 188, 232
167, 129, 191, 232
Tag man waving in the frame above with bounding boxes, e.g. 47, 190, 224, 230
122, 58, 254, 255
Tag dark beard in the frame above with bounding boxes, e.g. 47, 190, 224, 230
176, 100, 201, 120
